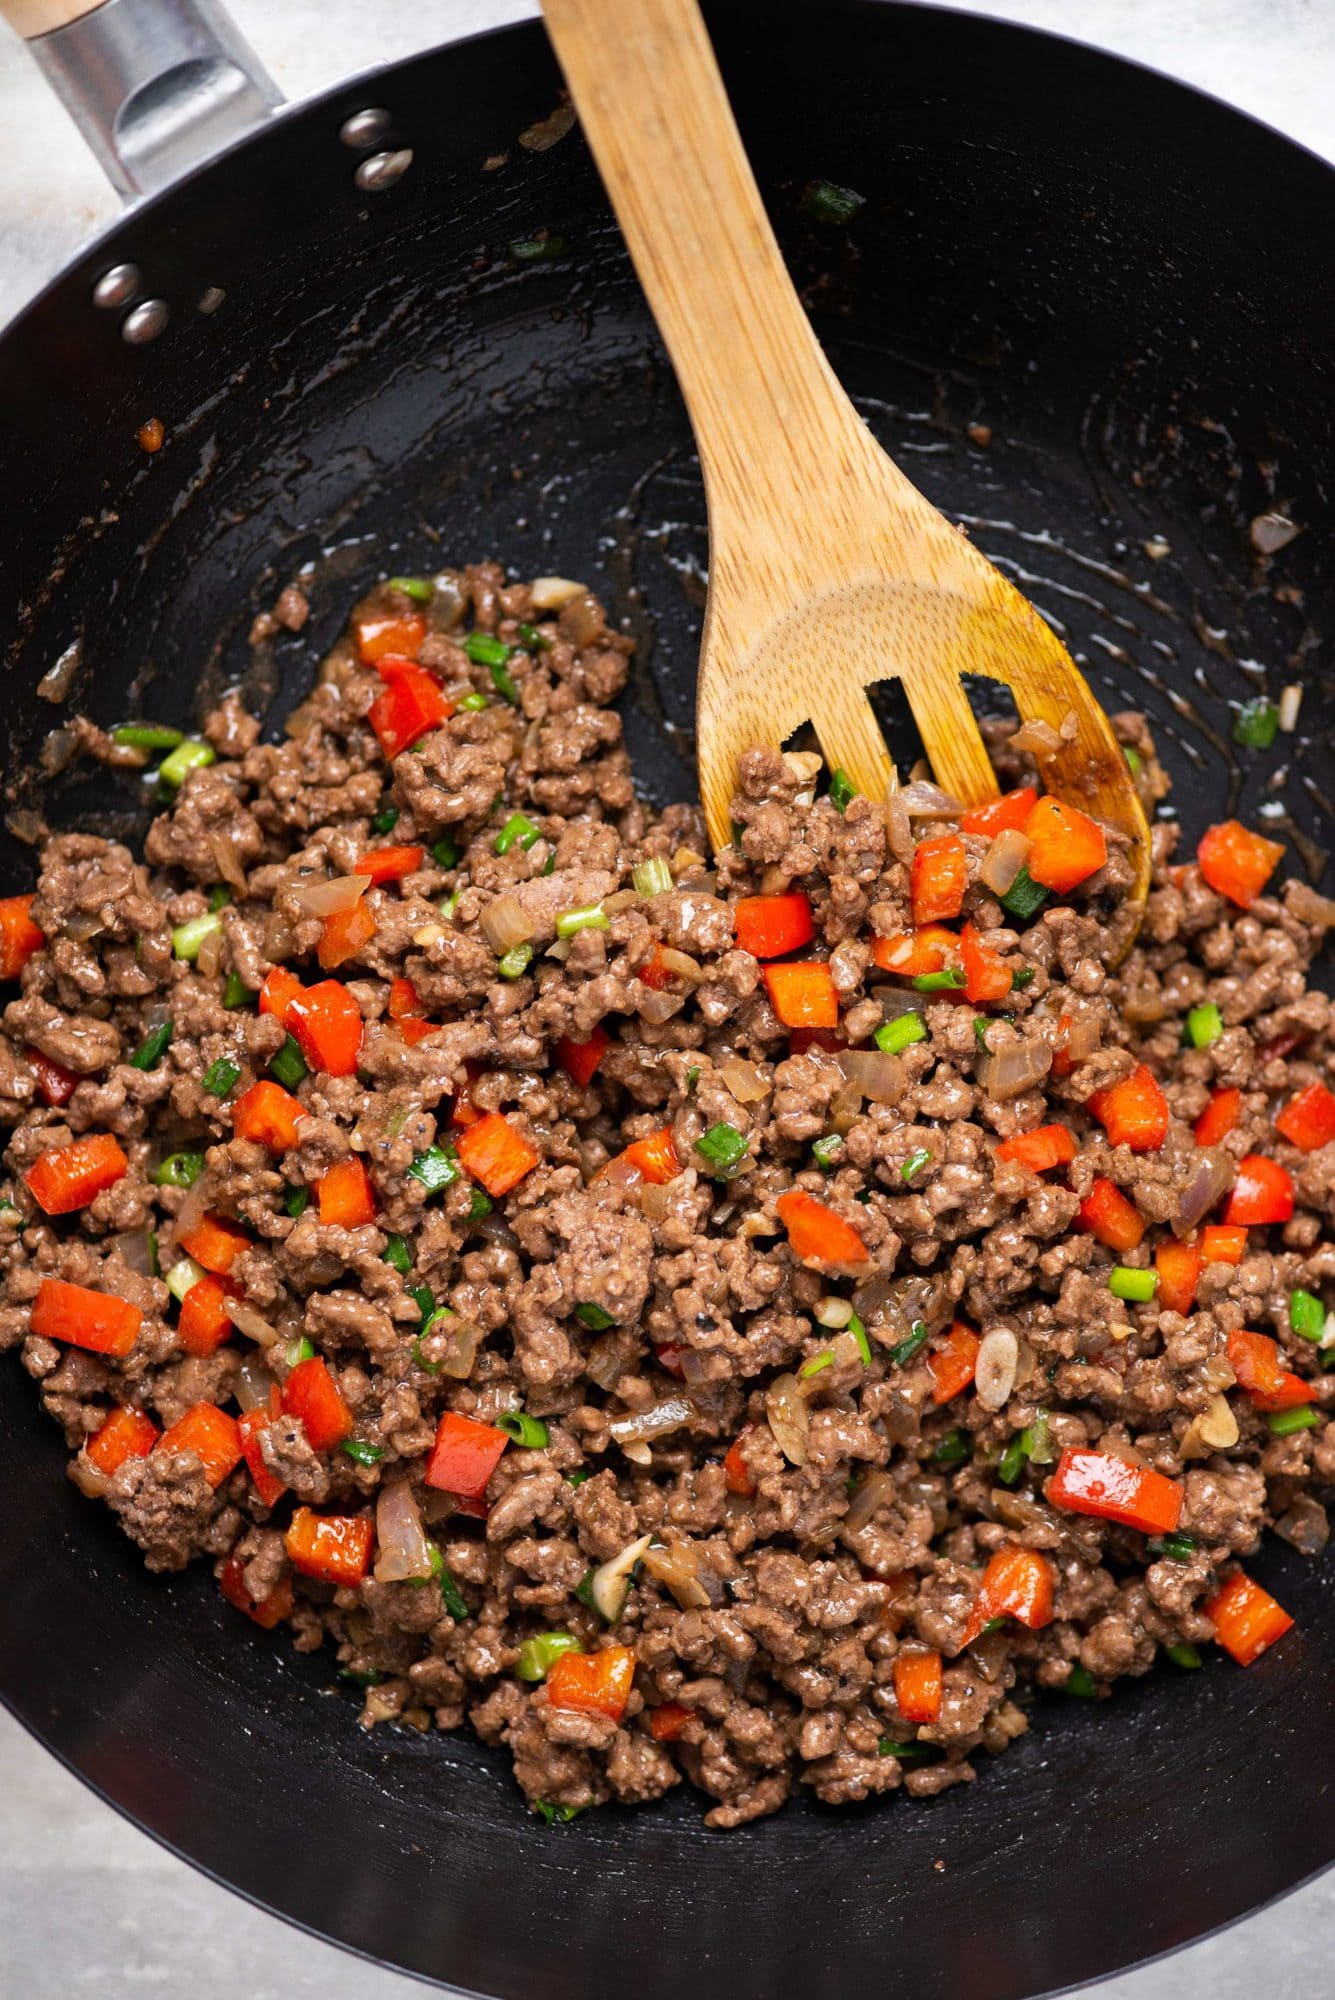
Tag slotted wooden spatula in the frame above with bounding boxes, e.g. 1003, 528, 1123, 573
540, 0, 1151, 918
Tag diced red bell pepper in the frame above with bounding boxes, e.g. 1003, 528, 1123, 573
1224, 1154, 1294, 1227
926, 1321, 980, 1405
911, 835, 968, 925
960, 787, 1038, 838
1077, 1177, 1145, 1251
1194, 1086, 1241, 1148
733, 893, 815, 960
959, 1544, 1054, 1649
232, 1079, 303, 1153
316, 1156, 376, 1229
0, 894, 44, 980
723, 1425, 757, 1496
456, 1110, 540, 1196
776, 1189, 869, 1267
1226, 1328, 1312, 1412
1197, 820, 1284, 908
368, 667, 453, 758
1047, 1446, 1184, 1535
647, 1700, 691, 1742
355, 610, 426, 663
220, 1552, 294, 1629
288, 980, 364, 1076
655, 1343, 686, 1378
1049, 1013, 1078, 1079
545, 1644, 636, 1723
259, 966, 302, 1025
352, 843, 425, 885
893, 1648, 943, 1724
637, 942, 676, 990
178, 1275, 234, 1358
86, 1404, 158, 1477
959, 920, 1012, 1003
1155, 1239, 1202, 1317
1255, 1031, 1307, 1064
24, 1132, 128, 1215
317, 895, 376, 972
995, 1124, 1076, 1173
762, 961, 839, 1030
870, 926, 958, 978
31, 1277, 141, 1357
1274, 1080, 1335, 1154
425, 1409, 509, 1499
1202, 1224, 1247, 1265
1087, 1064, 1169, 1152
448, 1063, 482, 1131
387, 975, 423, 1019
614, 1127, 682, 1186
282, 1355, 354, 1450
157, 1402, 242, 1488
555, 1025, 610, 1088
1203, 1569, 1293, 1666
238, 1403, 287, 1509
397, 1018, 439, 1047
179, 1211, 251, 1276
285, 1507, 373, 1586
1024, 796, 1107, 893
28, 1048, 77, 1107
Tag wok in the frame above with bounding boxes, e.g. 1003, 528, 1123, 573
0, 4, 1331, 1996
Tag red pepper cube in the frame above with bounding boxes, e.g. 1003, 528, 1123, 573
555, 1025, 610, 1088
31, 1277, 142, 1357
285, 1507, 373, 1587
1197, 820, 1284, 908
733, 893, 815, 960
282, 1355, 354, 1452
893, 1648, 943, 1724
220, 1552, 294, 1629
316, 1156, 377, 1229
425, 1410, 509, 1499
238, 1406, 287, 1509
776, 1189, 869, 1267
1087, 1063, 1169, 1152
0, 893, 44, 980
1024, 796, 1108, 894
1204, 1570, 1293, 1666
926, 1321, 980, 1405
368, 667, 453, 757
1274, 1080, 1335, 1154
456, 1111, 540, 1197
545, 1644, 636, 1723
1224, 1154, 1294, 1227
762, 961, 839, 1030
959, 1544, 1054, 1649
86, 1405, 158, 1478
1046, 1447, 1184, 1535
178, 1275, 234, 1358
232, 1079, 304, 1153
911, 834, 968, 925
24, 1132, 128, 1215
157, 1403, 242, 1488
287, 980, 364, 1077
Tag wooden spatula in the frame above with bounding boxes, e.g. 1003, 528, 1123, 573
540, 0, 1151, 920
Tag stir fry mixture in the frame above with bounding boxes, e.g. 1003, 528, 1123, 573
2, 564, 1331, 1827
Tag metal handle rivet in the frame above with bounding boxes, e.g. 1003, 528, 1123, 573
355, 148, 413, 193
92, 263, 141, 310
121, 299, 170, 344
340, 107, 392, 150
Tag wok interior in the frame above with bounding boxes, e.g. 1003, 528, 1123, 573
0, 8, 1331, 1998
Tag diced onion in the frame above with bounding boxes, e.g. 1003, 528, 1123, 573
816, 1296, 853, 1329
585, 1330, 638, 1389
234, 1351, 276, 1410
641, 1536, 721, 1610
1278, 683, 1304, 732
884, 790, 915, 864
975, 1328, 1019, 1410
110, 1229, 154, 1277
1173, 1148, 1235, 1236
1274, 1496, 1328, 1555
480, 894, 535, 954
836, 1048, 906, 1105
225, 1298, 281, 1347
766, 1372, 810, 1466
588, 1532, 653, 1619
436, 1317, 485, 1380
608, 1396, 693, 1451
209, 830, 248, 894
899, 779, 964, 820
844, 1466, 895, 1534
976, 1038, 1053, 1100
980, 828, 1030, 896
719, 1057, 769, 1103
289, 874, 368, 918
375, 1480, 436, 1583
531, 576, 586, 611
70, 1455, 110, 1499
1009, 718, 1062, 755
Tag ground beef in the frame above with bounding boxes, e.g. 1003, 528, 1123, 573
2, 566, 1330, 1829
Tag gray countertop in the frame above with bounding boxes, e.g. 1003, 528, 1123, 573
1, 2, 1332, 1995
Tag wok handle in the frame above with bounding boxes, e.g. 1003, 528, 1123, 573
0, 0, 281, 199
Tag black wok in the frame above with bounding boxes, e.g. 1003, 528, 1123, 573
1, 5, 1332, 1996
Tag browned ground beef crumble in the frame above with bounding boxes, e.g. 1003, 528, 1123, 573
2, 563, 1332, 1829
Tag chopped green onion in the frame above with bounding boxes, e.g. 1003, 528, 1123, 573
565, 1470, 590, 1488
458, 691, 489, 712
495, 813, 541, 854
534, 1801, 586, 1826
555, 903, 609, 938
408, 1144, 459, 1194
1290, 1288, 1325, 1342
341, 1438, 386, 1466
811, 1134, 843, 1170
912, 966, 967, 992
382, 1232, 412, 1275
420, 1306, 455, 1344
372, 804, 400, 834
1146, 1531, 1197, 1562
467, 1187, 493, 1220
1233, 696, 1278, 749
497, 942, 533, 980
0, 1200, 22, 1229
516, 620, 550, 651
285, 1335, 315, 1368
172, 911, 223, 961
828, 767, 856, 812
158, 738, 215, 789
201, 1057, 240, 1098
1124, 746, 1143, 775
574, 1302, 616, 1331
339, 1667, 382, 1688
1165, 1641, 1202, 1670
509, 232, 570, 263
1022, 1409, 1055, 1467
516, 1632, 581, 1682
800, 1348, 835, 1379
129, 1020, 173, 1071
694, 1122, 749, 1178
489, 659, 520, 704
685, 1066, 701, 1093
112, 723, 185, 752
1064, 1664, 1098, 1698
147, 1231, 159, 1278
973, 1017, 992, 1050
436, 1557, 470, 1620
1010, 967, 1036, 990
409, 1283, 434, 1321
877, 1737, 931, 1760
888, 1319, 930, 1368
498, 1411, 550, 1448
223, 971, 254, 1008
900, 1147, 932, 1183
1269, 1406, 1320, 1435
152, 1151, 204, 1189
411, 1336, 440, 1375
1000, 865, 1048, 920
932, 1428, 970, 1465
876, 1013, 927, 1054
464, 632, 513, 668
269, 1035, 308, 1088
387, 575, 433, 601
284, 1186, 309, 1219
165, 1254, 207, 1304
208, 885, 231, 914
801, 179, 865, 226
1184, 1002, 1223, 1049
431, 836, 460, 870
849, 1312, 871, 1366
1109, 1265, 1157, 1302
632, 857, 673, 897
439, 890, 462, 922
997, 1434, 1029, 1487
